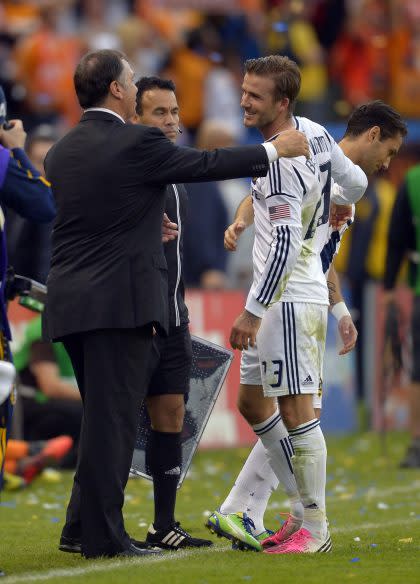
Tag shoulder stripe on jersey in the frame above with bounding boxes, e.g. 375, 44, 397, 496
257, 226, 284, 303
292, 166, 307, 196
268, 163, 276, 194
264, 226, 290, 305
269, 160, 282, 195
294, 116, 300, 130
257, 226, 289, 304
257, 225, 290, 305
276, 159, 282, 193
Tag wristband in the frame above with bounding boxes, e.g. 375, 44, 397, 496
331, 301, 351, 321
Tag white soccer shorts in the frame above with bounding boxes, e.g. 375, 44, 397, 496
240, 343, 323, 409
241, 302, 327, 406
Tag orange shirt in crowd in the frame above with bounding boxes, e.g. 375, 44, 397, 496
164, 47, 213, 131
14, 26, 82, 127
1, 1, 40, 35
388, 28, 420, 117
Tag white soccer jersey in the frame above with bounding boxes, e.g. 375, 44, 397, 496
245, 117, 367, 315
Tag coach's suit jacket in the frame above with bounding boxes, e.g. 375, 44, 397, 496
43, 111, 269, 341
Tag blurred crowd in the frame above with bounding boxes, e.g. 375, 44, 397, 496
0, 0, 420, 406
0, 0, 419, 286
1, 0, 420, 130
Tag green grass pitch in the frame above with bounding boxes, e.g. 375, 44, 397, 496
1, 432, 419, 583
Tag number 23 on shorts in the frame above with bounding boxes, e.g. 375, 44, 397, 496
261, 359, 283, 388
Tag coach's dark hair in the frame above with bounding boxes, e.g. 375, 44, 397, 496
344, 101, 408, 140
74, 49, 127, 109
135, 77, 176, 114
244, 55, 301, 114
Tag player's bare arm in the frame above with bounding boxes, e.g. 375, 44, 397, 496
327, 263, 357, 355
224, 195, 254, 251
230, 309, 261, 351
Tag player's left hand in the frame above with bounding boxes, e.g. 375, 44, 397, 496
162, 212, 178, 243
224, 220, 246, 251
338, 315, 358, 355
230, 309, 261, 351
329, 202, 352, 230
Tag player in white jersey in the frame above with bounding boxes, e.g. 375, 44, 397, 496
206, 71, 407, 552
222, 55, 367, 555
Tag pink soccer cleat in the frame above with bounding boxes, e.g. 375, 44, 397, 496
263, 527, 332, 554
261, 514, 302, 548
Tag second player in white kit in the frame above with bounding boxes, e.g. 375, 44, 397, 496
243, 115, 362, 406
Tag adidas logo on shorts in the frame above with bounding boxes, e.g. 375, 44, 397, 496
301, 375, 313, 387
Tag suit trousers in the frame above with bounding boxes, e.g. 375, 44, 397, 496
61, 326, 153, 557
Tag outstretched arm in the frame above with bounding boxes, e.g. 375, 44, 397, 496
140, 127, 309, 185
224, 194, 254, 252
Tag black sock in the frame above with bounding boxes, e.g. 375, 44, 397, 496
146, 430, 182, 532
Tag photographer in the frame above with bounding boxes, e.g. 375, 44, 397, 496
0, 84, 55, 509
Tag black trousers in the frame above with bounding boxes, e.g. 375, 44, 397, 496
61, 326, 153, 558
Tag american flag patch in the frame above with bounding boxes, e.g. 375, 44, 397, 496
269, 203, 291, 220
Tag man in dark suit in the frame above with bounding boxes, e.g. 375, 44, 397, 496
44, 49, 309, 559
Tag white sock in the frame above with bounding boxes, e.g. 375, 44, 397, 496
253, 410, 303, 522
242, 443, 278, 534
219, 439, 272, 522
288, 419, 328, 538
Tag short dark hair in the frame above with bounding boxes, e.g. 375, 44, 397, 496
344, 101, 408, 140
135, 76, 176, 115
74, 49, 126, 109
244, 55, 301, 114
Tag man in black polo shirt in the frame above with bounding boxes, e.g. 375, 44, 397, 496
133, 76, 212, 550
